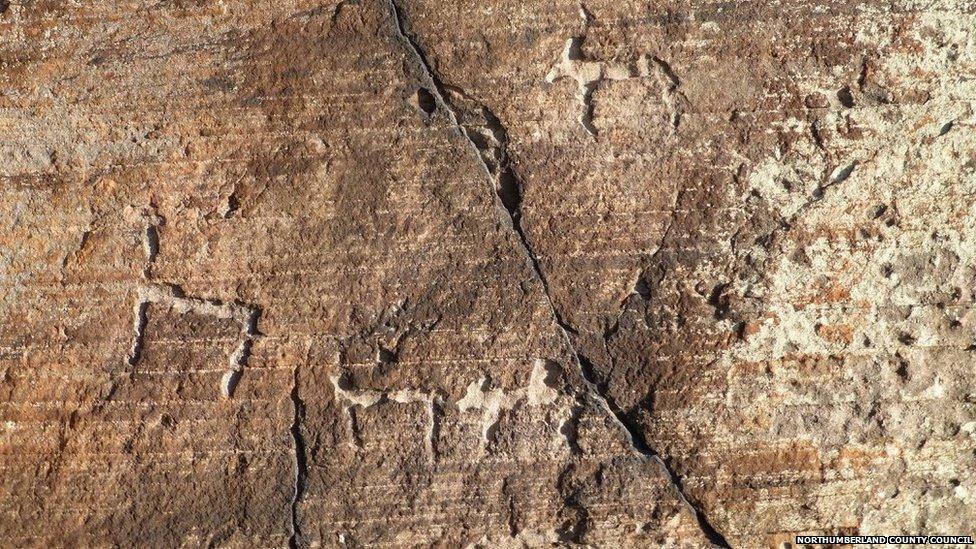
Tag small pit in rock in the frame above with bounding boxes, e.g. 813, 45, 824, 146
837, 86, 855, 108
413, 87, 436, 115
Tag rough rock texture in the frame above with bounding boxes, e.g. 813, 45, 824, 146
2, 0, 974, 546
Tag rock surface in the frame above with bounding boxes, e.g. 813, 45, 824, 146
2, 0, 974, 546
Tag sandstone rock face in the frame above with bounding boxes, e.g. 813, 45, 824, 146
2, 0, 974, 546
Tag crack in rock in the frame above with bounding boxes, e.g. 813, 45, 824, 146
288, 353, 308, 549
385, 2, 728, 546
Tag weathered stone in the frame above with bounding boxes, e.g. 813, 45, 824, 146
2, 0, 974, 546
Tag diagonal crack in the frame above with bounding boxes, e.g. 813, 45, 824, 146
385, 2, 729, 546
384, 0, 568, 331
